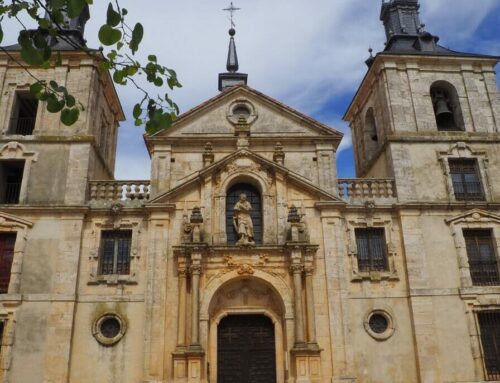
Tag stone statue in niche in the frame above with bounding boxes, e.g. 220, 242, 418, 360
233, 193, 255, 245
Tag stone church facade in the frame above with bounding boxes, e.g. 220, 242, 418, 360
1, 1, 500, 382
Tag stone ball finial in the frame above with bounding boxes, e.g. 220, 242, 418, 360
229, 28, 236, 36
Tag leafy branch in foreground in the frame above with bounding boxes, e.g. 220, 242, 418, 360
0, 0, 181, 132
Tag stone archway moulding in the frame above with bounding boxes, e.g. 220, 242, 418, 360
200, 269, 293, 320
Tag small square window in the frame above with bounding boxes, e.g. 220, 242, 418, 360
448, 159, 485, 201
0, 160, 25, 204
355, 228, 388, 272
9, 92, 38, 136
99, 230, 132, 275
463, 229, 499, 286
478, 311, 500, 380
0, 233, 16, 293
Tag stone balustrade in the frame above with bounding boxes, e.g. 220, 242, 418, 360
88, 181, 151, 202
337, 178, 396, 201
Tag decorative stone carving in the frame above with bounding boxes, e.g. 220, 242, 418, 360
233, 193, 255, 246
181, 207, 204, 243
273, 142, 285, 165
203, 142, 214, 167
237, 264, 255, 275
287, 205, 309, 243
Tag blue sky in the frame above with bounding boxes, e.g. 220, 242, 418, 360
3, 0, 500, 179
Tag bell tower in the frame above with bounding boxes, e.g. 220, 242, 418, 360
344, 0, 500, 203
0, 6, 124, 206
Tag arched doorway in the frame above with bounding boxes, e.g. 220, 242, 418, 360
217, 314, 276, 383
205, 275, 288, 382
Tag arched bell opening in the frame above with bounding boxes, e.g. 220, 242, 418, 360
430, 81, 465, 131
363, 107, 379, 161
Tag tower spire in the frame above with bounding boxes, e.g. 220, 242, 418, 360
218, 3, 248, 91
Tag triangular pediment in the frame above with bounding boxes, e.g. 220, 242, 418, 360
150, 149, 345, 204
0, 211, 33, 228
148, 85, 342, 140
446, 209, 500, 225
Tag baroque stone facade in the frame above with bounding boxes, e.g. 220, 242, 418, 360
0, 1, 500, 382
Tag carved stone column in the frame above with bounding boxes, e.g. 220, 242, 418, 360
176, 266, 188, 350
291, 261, 306, 347
304, 265, 318, 347
190, 255, 202, 348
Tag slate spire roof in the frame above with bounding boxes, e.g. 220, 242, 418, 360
366, 0, 499, 66
218, 28, 248, 91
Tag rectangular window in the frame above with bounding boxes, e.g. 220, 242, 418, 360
0, 161, 25, 204
0, 233, 16, 293
99, 230, 132, 275
464, 229, 499, 286
9, 92, 38, 135
478, 311, 500, 380
355, 228, 388, 272
449, 159, 485, 201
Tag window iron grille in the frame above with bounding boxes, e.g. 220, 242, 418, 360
99, 230, 132, 275
449, 159, 485, 201
0, 233, 16, 293
355, 228, 389, 272
478, 311, 500, 381
464, 230, 499, 286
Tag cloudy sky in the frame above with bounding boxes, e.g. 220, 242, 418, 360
4, 0, 500, 179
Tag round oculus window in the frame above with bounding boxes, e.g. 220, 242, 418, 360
369, 314, 389, 334
233, 104, 251, 118
364, 310, 395, 341
93, 313, 126, 346
100, 317, 121, 339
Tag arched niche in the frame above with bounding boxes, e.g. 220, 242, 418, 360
226, 183, 262, 245
430, 80, 465, 131
363, 107, 379, 161
213, 166, 276, 245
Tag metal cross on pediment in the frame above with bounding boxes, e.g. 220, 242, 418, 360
223, 2, 241, 28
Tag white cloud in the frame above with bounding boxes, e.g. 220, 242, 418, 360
2, 0, 499, 179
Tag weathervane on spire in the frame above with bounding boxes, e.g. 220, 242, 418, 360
223, 2, 241, 29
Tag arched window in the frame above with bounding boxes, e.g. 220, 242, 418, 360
430, 81, 464, 131
226, 183, 262, 245
363, 108, 379, 159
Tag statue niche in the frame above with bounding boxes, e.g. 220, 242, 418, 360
226, 183, 262, 245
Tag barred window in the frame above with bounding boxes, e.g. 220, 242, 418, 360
0, 233, 16, 293
464, 229, 499, 286
99, 230, 132, 275
449, 159, 485, 201
355, 228, 388, 272
478, 311, 500, 380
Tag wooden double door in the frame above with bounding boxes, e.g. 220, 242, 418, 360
217, 315, 276, 383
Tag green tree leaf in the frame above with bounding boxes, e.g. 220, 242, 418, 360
98, 25, 122, 46
30, 82, 44, 99
133, 103, 142, 119
106, 3, 121, 27
61, 108, 80, 126
67, 0, 87, 18
46, 95, 65, 113
129, 23, 144, 54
